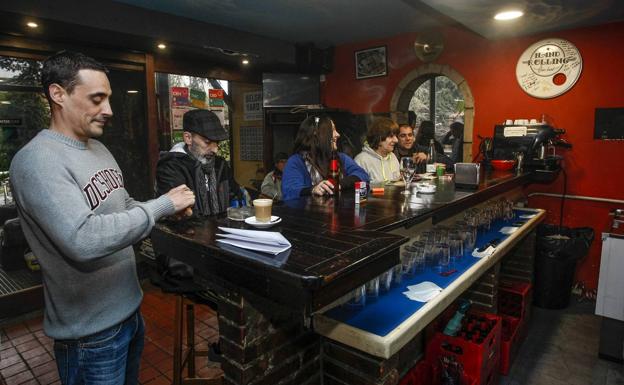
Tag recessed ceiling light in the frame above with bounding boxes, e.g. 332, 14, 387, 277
1, 101, 11, 105
157, 43, 166, 50
127, 90, 139, 94
494, 10, 524, 20
241, 58, 250, 65
26, 22, 38, 28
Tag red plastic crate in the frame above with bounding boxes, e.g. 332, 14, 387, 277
498, 280, 532, 319
426, 313, 501, 385
429, 359, 481, 385
499, 315, 522, 375
399, 358, 431, 385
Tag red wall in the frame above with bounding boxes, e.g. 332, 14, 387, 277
324, 22, 624, 289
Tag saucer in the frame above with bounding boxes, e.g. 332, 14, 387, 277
244, 216, 282, 228
416, 183, 437, 194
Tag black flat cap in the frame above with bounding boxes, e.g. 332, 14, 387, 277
183, 109, 228, 141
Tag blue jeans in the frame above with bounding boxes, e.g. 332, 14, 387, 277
53, 310, 145, 385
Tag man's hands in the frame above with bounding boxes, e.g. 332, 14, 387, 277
413, 152, 428, 164
312, 180, 335, 196
165, 184, 195, 217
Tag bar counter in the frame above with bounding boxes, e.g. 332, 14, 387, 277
150, 170, 538, 384
151, 171, 532, 312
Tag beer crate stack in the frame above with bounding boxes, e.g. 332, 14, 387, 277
498, 279, 532, 375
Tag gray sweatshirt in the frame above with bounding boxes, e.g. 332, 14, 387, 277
10, 129, 175, 339
354, 145, 401, 185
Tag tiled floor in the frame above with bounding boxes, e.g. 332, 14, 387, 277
2, 285, 623, 385
501, 300, 624, 385
0, 283, 222, 385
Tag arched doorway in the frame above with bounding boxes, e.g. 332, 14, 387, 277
390, 64, 474, 162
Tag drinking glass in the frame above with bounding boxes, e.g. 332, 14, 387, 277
366, 277, 380, 301
380, 269, 393, 293
463, 225, 477, 251
503, 200, 515, 221
401, 245, 418, 277
346, 285, 366, 309
423, 241, 437, 268
392, 264, 404, 287
434, 242, 451, 272
411, 241, 426, 274
416, 230, 434, 243
448, 235, 464, 264
477, 208, 492, 233
433, 225, 450, 244
400, 157, 416, 195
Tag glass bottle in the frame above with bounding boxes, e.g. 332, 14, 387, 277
426, 139, 436, 173
328, 150, 340, 195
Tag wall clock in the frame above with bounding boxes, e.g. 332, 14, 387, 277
516, 38, 582, 99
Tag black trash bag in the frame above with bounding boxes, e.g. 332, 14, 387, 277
534, 224, 595, 309
537, 224, 594, 260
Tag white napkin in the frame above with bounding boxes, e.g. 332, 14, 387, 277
403, 281, 442, 302
499, 226, 519, 235
216, 227, 291, 255
472, 245, 496, 258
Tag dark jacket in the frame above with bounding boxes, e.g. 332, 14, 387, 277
156, 144, 241, 215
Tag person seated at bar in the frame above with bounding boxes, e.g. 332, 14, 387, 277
442, 121, 464, 163
354, 117, 401, 184
282, 115, 369, 201
156, 109, 243, 215
395, 123, 429, 165
261, 152, 288, 200
416, 120, 454, 171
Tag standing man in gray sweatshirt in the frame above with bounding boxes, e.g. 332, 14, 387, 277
9, 51, 195, 385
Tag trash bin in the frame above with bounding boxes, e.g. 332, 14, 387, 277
534, 224, 594, 309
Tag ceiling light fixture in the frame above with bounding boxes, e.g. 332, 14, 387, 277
26, 21, 38, 28
127, 90, 139, 94
494, 10, 524, 20
157, 43, 166, 50
1, 101, 11, 105
241, 59, 250, 65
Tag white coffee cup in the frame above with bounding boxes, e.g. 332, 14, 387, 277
253, 199, 273, 222
505, 119, 513, 125
530, 119, 538, 124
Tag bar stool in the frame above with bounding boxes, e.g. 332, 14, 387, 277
172, 294, 222, 385
149, 265, 222, 385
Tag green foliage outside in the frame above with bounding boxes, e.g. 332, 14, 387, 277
409, 76, 464, 140
0, 58, 49, 179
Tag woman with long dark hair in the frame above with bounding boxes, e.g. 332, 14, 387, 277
282, 115, 369, 201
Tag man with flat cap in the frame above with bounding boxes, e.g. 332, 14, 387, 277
156, 109, 242, 216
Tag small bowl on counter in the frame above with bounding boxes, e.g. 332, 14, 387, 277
490, 159, 517, 171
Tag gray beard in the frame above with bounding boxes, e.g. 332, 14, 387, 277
188, 144, 212, 164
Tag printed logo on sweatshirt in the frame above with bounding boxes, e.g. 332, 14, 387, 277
82, 168, 125, 210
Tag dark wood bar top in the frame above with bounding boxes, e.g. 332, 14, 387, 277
150, 171, 531, 311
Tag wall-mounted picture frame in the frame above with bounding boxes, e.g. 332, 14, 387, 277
355, 46, 387, 79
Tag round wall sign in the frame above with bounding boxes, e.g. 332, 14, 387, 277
516, 38, 582, 99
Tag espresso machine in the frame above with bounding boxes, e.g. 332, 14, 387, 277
491, 124, 571, 169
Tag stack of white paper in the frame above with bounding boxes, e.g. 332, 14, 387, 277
216, 227, 291, 255
403, 282, 443, 302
